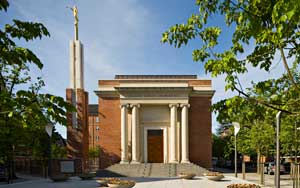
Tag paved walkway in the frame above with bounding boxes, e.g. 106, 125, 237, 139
226, 173, 293, 188
0, 175, 253, 188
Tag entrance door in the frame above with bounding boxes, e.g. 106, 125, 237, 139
147, 130, 164, 163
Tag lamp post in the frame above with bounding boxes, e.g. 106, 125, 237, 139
275, 111, 282, 188
45, 122, 54, 178
233, 122, 240, 178
295, 123, 300, 163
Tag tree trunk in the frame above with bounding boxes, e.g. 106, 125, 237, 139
7, 147, 13, 184
257, 152, 260, 174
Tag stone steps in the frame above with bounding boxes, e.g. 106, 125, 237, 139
96, 163, 208, 177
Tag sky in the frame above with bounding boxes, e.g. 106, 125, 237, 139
1, 0, 287, 138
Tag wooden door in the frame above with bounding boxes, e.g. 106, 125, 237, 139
147, 130, 163, 163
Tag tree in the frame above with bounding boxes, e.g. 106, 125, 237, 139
161, 0, 300, 114
0, 1, 74, 182
161, 1, 300, 172
88, 147, 101, 159
88, 147, 100, 170
212, 134, 226, 158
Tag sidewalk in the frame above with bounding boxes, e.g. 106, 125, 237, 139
226, 172, 293, 188
0, 173, 44, 186
1, 172, 292, 188
0, 175, 255, 188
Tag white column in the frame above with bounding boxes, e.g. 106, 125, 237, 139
131, 104, 140, 163
120, 104, 129, 164
169, 104, 178, 163
181, 104, 190, 163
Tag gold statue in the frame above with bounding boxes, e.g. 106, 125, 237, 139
68, 5, 79, 40
71, 6, 78, 26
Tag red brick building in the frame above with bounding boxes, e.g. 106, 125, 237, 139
88, 104, 100, 149
85, 75, 215, 169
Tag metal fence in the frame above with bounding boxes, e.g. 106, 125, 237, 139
291, 163, 300, 188
14, 156, 83, 177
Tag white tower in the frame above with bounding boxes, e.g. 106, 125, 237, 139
70, 40, 84, 89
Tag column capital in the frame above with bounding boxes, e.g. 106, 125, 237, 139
169, 103, 179, 108
180, 103, 190, 108
120, 103, 129, 108
130, 104, 141, 108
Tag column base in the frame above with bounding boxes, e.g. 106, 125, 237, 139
180, 160, 190, 163
130, 161, 141, 164
169, 160, 179, 164
120, 160, 129, 164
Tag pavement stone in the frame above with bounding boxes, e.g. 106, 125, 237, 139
226, 172, 293, 188
0, 175, 254, 188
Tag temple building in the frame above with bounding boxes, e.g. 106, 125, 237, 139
89, 75, 214, 169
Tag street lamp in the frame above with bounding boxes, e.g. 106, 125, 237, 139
233, 122, 240, 178
275, 111, 282, 188
45, 122, 54, 178
295, 123, 300, 163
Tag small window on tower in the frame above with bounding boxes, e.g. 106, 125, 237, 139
96, 117, 100, 122
96, 126, 100, 131
96, 136, 99, 141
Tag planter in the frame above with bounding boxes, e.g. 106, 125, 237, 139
79, 173, 95, 180
227, 184, 261, 188
50, 174, 69, 182
107, 180, 136, 188
96, 179, 108, 185
203, 172, 224, 181
96, 178, 120, 186
178, 173, 196, 179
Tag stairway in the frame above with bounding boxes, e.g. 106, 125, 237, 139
96, 163, 208, 177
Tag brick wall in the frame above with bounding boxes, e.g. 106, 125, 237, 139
98, 97, 121, 168
66, 88, 89, 170
89, 115, 101, 149
189, 96, 212, 168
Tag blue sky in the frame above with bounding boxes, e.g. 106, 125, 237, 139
1, 0, 285, 138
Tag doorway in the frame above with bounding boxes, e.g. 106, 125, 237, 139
147, 130, 164, 163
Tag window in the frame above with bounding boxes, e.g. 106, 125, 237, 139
96, 136, 99, 141
96, 117, 100, 122
96, 126, 100, 131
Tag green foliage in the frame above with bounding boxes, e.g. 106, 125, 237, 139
212, 134, 226, 158
0, 0, 75, 181
88, 147, 101, 159
31, 131, 50, 162
162, 0, 300, 159
162, 0, 300, 113
51, 144, 67, 159
249, 121, 275, 156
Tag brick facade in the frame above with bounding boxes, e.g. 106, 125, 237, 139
97, 97, 121, 168
66, 88, 89, 170
69, 75, 214, 170
189, 97, 212, 168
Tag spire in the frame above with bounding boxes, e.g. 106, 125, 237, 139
70, 6, 79, 40
68, 5, 84, 89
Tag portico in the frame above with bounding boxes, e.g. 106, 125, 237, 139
94, 75, 214, 168
119, 102, 190, 164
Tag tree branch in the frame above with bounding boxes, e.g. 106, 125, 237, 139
233, 84, 295, 114
280, 47, 299, 92
9, 66, 21, 96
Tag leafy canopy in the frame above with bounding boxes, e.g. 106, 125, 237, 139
162, 0, 300, 159
161, 0, 300, 113
0, 0, 74, 178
